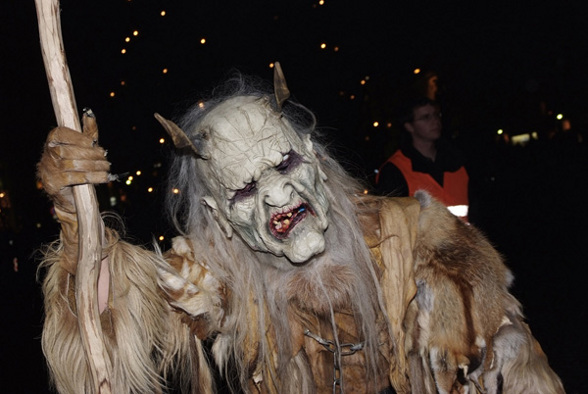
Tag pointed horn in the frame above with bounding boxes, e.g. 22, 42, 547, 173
154, 113, 199, 155
273, 62, 290, 111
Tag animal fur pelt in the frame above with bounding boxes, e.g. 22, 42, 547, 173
405, 190, 564, 394
38, 228, 214, 394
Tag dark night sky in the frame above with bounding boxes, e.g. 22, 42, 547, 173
2, 1, 587, 222
1, 1, 588, 392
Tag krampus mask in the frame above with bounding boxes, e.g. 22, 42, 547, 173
155, 63, 330, 264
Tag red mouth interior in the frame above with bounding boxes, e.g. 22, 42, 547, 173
270, 204, 312, 239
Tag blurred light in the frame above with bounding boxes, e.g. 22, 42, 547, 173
125, 179, 131, 185
120, 80, 126, 86
159, 138, 165, 144
36, 222, 42, 229
159, 235, 165, 241
319, 0, 325, 5
320, 43, 327, 49
333, 46, 339, 52
497, 129, 504, 135
121, 48, 127, 54
109, 196, 117, 207
160, 10, 166, 16
200, 38, 206, 44
531, 131, 539, 139
373, 121, 379, 127
172, 188, 180, 194
136, 170, 142, 176
413, 68, 421, 74
350, 94, 356, 100
162, 68, 168, 74
0, 192, 4, 198
147, 187, 154, 193
511, 133, 531, 145
269, 63, 275, 68
386, 122, 392, 128
133, 30, 139, 36
128, 176, 134, 181
360, 79, 366, 85
556, 113, 563, 120
125, 37, 131, 42
109, 92, 115, 97
198, 101, 205, 108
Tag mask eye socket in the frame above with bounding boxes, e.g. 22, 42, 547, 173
231, 181, 257, 204
275, 150, 302, 174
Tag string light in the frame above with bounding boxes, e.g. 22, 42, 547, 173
160, 10, 166, 16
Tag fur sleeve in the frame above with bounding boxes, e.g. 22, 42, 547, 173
405, 190, 564, 394
39, 229, 214, 394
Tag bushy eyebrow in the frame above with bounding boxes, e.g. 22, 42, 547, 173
275, 150, 303, 174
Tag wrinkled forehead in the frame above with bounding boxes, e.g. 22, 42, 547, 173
198, 96, 307, 190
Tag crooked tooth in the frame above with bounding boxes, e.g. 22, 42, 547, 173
287, 212, 292, 218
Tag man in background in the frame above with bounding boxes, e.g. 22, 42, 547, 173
375, 97, 469, 221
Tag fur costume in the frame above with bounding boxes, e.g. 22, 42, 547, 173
37, 69, 564, 393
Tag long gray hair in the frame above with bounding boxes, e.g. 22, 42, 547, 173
165, 73, 390, 392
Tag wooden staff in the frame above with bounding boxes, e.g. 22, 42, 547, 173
34, 1, 112, 392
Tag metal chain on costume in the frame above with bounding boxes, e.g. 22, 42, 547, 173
304, 329, 365, 394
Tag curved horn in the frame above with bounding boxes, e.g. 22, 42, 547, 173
273, 62, 290, 111
154, 113, 199, 155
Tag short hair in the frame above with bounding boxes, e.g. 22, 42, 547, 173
399, 96, 439, 124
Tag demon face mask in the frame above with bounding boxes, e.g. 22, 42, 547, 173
195, 96, 330, 264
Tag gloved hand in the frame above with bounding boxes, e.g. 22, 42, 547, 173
37, 112, 111, 274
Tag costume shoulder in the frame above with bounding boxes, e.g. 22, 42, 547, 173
405, 190, 564, 393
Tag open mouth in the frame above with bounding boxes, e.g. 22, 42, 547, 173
270, 203, 313, 239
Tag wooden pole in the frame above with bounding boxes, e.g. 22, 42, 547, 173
34, 1, 112, 393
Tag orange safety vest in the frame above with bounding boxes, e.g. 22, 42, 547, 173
381, 150, 469, 219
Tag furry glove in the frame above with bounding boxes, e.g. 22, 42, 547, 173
37, 113, 111, 274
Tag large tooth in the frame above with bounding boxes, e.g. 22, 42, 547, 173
284, 219, 290, 226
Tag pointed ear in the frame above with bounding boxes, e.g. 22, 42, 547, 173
201, 196, 233, 238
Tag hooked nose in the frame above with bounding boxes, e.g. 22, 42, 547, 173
262, 181, 294, 208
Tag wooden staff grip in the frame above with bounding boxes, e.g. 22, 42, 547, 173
34, 1, 112, 392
